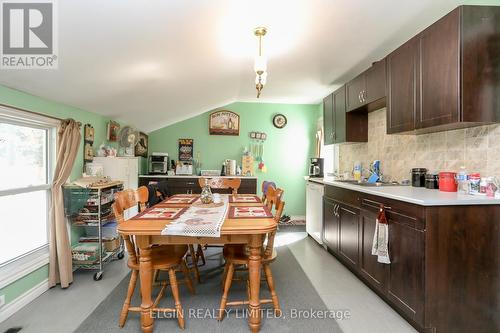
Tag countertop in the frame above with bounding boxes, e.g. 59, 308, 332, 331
139, 174, 257, 179
308, 177, 500, 206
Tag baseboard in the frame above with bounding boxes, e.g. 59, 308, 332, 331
290, 215, 305, 221
0, 279, 49, 323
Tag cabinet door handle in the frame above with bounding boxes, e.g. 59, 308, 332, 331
332, 131, 336, 140
330, 132, 334, 139
186, 182, 195, 185
363, 198, 392, 210
358, 92, 362, 103
362, 90, 366, 102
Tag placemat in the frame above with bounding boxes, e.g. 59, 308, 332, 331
161, 194, 199, 205
228, 205, 273, 219
132, 206, 188, 220
229, 194, 262, 203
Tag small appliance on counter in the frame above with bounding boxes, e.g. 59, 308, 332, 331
309, 158, 324, 178
148, 152, 169, 174
175, 161, 193, 175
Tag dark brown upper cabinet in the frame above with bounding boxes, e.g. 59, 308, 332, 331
346, 73, 366, 111
323, 94, 334, 145
387, 5, 500, 134
346, 59, 387, 112
386, 37, 419, 134
323, 85, 367, 144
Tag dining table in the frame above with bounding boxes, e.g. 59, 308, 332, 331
117, 194, 277, 333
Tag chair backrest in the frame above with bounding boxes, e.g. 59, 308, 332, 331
112, 189, 144, 265
198, 177, 242, 194
261, 181, 277, 203
263, 186, 285, 258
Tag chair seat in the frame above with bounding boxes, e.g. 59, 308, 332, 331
223, 244, 277, 265
128, 245, 188, 270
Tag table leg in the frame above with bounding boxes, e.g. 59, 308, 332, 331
139, 244, 154, 333
248, 234, 263, 333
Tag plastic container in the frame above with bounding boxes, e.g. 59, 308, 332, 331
439, 172, 458, 192
425, 173, 439, 189
456, 166, 469, 194
411, 168, 427, 187
469, 173, 481, 194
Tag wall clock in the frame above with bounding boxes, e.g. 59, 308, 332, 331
272, 114, 287, 128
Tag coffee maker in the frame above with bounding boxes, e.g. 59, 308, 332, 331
309, 158, 324, 177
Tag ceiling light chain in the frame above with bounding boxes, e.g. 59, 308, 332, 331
254, 27, 267, 98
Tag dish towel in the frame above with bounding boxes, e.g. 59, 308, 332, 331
371, 205, 391, 264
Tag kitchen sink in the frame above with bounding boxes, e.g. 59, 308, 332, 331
336, 180, 402, 187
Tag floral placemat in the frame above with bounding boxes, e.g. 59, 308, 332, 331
132, 206, 188, 220
161, 194, 199, 205
228, 205, 273, 219
161, 196, 228, 237
228, 195, 262, 203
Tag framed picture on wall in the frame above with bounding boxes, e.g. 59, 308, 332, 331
209, 110, 240, 136
135, 132, 148, 158
84, 124, 94, 143
84, 142, 94, 162
107, 121, 120, 141
178, 138, 194, 161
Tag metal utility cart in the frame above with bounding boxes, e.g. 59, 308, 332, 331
63, 181, 124, 281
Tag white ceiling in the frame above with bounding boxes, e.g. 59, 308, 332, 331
0, 0, 470, 132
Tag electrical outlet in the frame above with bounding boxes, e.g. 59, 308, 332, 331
0, 294, 5, 308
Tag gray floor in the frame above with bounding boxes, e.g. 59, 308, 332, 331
0, 233, 416, 333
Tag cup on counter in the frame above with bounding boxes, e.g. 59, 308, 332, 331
213, 193, 222, 204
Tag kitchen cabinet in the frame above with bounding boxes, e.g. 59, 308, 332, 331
322, 94, 334, 145
346, 73, 366, 111
387, 218, 424, 324
346, 60, 386, 112
359, 210, 386, 291
386, 37, 419, 134
387, 6, 500, 134
138, 176, 257, 195
322, 197, 339, 252
338, 203, 360, 267
322, 85, 367, 144
323, 183, 500, 333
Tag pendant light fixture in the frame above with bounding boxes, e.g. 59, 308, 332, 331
254, 27, 267, 98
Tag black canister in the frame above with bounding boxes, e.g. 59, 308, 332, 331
425, 173, 439, 189
411, 168, 427, 187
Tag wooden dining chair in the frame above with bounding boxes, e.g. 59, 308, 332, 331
198, 177, 242, 194
261, 180, 277, 203
138, 186, 201, 283
217, 186, 285, 320
113, 189, 194, 329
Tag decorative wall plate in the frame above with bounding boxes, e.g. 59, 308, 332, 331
273, 114, 287, 128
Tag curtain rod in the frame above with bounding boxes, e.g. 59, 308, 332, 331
0, 102, 82, 126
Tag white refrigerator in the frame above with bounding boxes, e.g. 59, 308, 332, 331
92, 157, 139, 189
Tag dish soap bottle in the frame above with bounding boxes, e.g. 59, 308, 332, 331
200, 179, 213, 204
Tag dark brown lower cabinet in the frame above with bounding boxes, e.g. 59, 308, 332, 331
359, 210, 386, 291
322, 198, 339, 253
387, 219, 424, 324
323, 184, 499, 333
338, 204, 359, 267
138, 176, 257, 195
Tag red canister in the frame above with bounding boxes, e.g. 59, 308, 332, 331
439, 172, 458, 192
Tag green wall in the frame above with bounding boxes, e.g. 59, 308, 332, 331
0, 84, 124, 309
149, 102, 321, 216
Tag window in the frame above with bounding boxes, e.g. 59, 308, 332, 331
0, 105, 58, 287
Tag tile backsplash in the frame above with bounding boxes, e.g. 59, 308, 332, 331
338, 108, 500, 182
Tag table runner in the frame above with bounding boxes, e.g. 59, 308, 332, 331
161, 196, 228, 237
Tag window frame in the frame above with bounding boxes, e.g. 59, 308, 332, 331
0, 105, 59, 288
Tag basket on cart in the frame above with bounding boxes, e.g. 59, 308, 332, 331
63, 182, 124, 281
